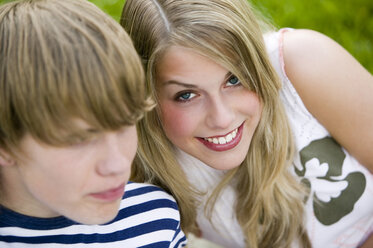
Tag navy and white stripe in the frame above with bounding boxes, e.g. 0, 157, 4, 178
0, 182, 187, 247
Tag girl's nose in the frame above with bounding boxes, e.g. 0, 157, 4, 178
205, 96, 235, 130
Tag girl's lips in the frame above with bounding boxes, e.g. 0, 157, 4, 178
198, 123, 244, 152
90, 183, 125, 202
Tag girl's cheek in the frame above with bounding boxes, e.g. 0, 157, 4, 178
159, 102, 197, 138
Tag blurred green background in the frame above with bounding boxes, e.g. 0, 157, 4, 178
0, 0, 371, 73
88, 0, 373, 73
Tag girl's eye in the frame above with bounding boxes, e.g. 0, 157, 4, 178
226, 75, 241, 86
175, 91, 197, 102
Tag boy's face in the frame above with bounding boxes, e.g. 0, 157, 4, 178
2, 121, 137, 224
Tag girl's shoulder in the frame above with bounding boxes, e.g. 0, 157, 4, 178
282, 28, 373, 171
265, 28, 338, 88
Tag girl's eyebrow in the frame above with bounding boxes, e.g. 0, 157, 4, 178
162, 80, 197, 88
162, 72, 232, 88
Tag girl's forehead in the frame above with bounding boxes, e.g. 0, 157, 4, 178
160, 47, 222, 66
157, 46, 226, 74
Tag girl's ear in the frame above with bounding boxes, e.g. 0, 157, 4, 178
0, 149, 16, 166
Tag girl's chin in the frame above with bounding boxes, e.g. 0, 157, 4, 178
200, 156, 245, 171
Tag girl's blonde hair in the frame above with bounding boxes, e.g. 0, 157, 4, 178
121, 0, 310, 247
0, 0, 153, 156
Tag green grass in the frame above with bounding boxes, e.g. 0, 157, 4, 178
250, 0, 373, 73
0, 0, 371, 73
88, 0, 125, 22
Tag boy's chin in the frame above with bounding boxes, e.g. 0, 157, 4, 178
68, 202, 121, 225
74, 212, 119, 225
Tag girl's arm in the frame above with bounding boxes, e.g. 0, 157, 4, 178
283, 29, 373, 172
359, 234, 373, 248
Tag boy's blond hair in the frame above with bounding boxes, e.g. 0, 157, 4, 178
0, 0, 153, 155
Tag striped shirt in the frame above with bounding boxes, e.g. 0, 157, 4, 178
0, 182, 187, 247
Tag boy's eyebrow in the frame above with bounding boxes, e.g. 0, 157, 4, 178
86, 128, 100, 133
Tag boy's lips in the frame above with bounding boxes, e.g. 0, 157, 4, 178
90, 183, 125, 202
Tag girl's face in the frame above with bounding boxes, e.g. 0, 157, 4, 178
0, 121, 137, 224
156, 46, 262, 170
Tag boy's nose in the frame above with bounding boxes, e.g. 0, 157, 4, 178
96, 134, 135, 177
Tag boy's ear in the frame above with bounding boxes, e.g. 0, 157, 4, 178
0, 149, 16, 166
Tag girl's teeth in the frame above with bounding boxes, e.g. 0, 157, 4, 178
204, 128, 238, 144
218, 137, 226, 144
232, 130, 237, 138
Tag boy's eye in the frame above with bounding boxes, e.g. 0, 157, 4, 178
71, 135, 93, 145
226, 75, 241, 86
69, 129, 100, 146
176, 91, 197, 102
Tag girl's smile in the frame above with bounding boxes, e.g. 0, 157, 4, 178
198, 122, 244, 152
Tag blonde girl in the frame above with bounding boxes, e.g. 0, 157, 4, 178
120, 0, 373, 247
